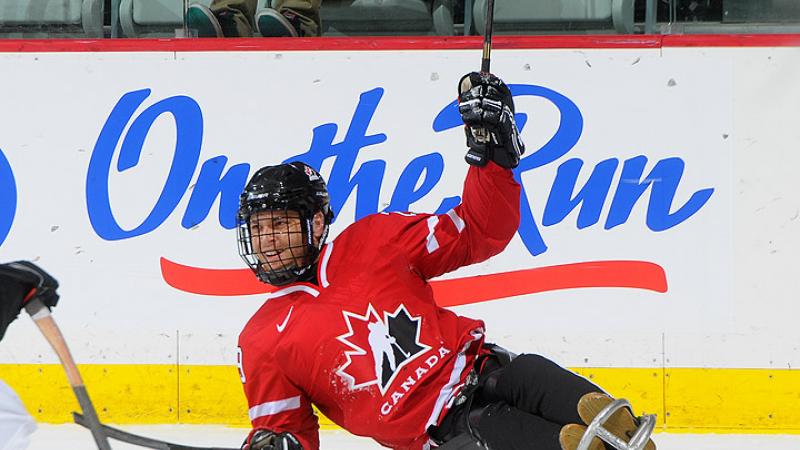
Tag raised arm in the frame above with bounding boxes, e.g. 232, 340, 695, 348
362, 72, 524, 280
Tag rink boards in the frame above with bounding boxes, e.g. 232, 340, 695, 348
0, 35, 798, 432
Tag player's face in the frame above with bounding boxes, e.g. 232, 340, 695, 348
249, 210, 308, 272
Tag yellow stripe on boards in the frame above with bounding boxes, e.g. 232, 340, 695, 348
0, 364, 179, 424
1, 365, 798, 433
664, 368, 800, 432
572, 367, 665, 424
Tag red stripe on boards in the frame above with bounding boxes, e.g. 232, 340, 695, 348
160, 257, 668, 304
0, 34, 798, 53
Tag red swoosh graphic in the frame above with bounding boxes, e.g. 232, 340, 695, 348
160, 258, 667, 305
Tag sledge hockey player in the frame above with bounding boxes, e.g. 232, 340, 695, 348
235, 72, 657, 450
0, 261, 60, 449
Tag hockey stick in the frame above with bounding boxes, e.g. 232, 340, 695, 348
463, 0, 497, 167
481, 0, 495, 74
73, 413, 238, 450
24, 298, 112, 450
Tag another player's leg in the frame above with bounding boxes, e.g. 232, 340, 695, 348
0, 380, 36, 449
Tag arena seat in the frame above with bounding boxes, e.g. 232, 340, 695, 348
470, 0, 634, 35
0, 0, 103, 38
263, 0, 457, 36
120, 0, 268, 37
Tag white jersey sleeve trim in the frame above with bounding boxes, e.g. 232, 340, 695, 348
445, 209, 466, 233
248, 396, 302, 421
267, 284, 320, 300
425, 216, 440, 254
319, 241, 333, 288
424, 329, 484, 429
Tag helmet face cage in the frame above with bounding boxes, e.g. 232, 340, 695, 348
237, 162, 333, 286
237, 207, 316, 286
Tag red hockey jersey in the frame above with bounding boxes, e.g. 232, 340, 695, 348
237, 162, 520, 449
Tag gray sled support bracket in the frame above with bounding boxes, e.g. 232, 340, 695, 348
576, 399, 656, 450
73, 412, 238, 450
436, 433, 485, 449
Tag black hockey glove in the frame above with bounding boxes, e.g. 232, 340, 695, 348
458, 72, 526, 169
0, 261, 59, 341
0, 261, 59, 308
242, 429, 303, 450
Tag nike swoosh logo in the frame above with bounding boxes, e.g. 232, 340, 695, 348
276, 306, 294, 333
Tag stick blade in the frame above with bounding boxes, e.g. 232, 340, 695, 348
73, 413, 238, 450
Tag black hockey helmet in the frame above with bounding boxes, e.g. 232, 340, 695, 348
237, 162, 334, 286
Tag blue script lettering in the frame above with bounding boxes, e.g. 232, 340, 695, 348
0, 148, 16, 247
606, 155, 714, 231
290, 88, 460, 219
433, 84, 713, 254
87, 89, 247, 239
544, 158, 619, 229
289, 88, 387, 221
182, 156, 249, 229
87, 85, 713, 256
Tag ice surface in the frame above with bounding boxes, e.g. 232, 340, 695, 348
27, 425, 800, 450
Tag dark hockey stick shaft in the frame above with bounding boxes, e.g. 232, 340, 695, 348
481, 0, 495, 74
25, 299, 112, 450
464, 0, 497, 167
74, 413, 238, 450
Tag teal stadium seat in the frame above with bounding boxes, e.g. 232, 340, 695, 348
119, 0, 268, 37
471, 0, 634, 35
260, 0, 457, 36
120, 0, 456, 37
0, 0, 104, 38
724, 0, 800, 23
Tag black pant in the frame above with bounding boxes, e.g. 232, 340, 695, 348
439, 353, 602, 450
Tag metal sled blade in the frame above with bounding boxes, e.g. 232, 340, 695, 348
73, 412, 238, 450
576, 399, 656, 450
